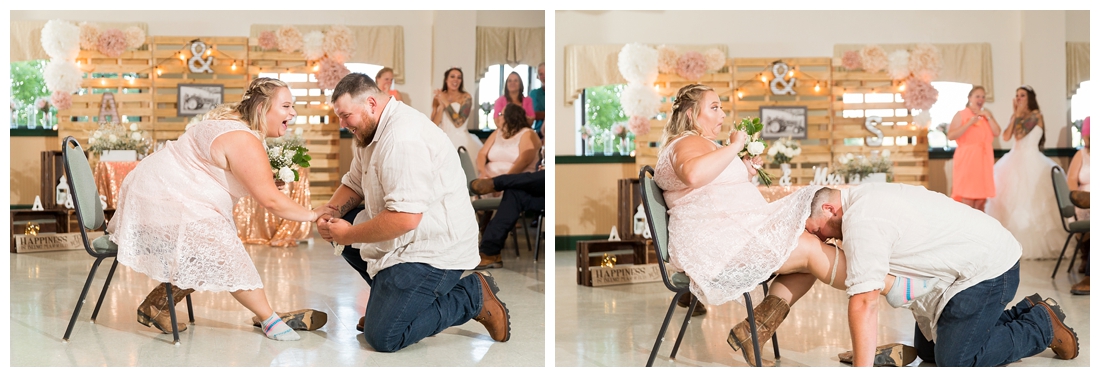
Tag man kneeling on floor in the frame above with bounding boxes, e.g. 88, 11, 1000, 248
316, 73, 510, 352
805, 183, 1079, 367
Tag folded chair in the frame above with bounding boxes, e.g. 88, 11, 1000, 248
61, 136, 193, 344
457, 146, 522, 253
1050, 166, 1090, 279
640, 165, 778, 367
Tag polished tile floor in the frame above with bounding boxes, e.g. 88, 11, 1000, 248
555, 250, 1090, 367
10, 233, 545, 367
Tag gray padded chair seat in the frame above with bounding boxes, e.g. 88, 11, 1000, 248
1069, 220, 1089, 233
92, 234, 118, 254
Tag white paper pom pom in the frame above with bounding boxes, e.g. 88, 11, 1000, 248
618, 43, 658, 84
41, 19, 80, 60
302, 31, 325, 61
620, 83, 661, 119
44, 59, 83, 93
704, 48, 726, 72
888, 50, 911, 80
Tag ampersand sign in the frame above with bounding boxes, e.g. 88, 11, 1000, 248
864, 116, 885, 147
188, 40, 214, 73
770, 62, 797, 95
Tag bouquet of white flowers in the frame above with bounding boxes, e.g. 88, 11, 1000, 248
87, 122, 151, 156
266, 128, 312, 183
767, 137, 801, 165
733, 117, 772, 186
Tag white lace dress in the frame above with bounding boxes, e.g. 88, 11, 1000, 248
108, 120, 263, 292
441, 101, 483, 166
985, 127, 1069, 259
654, 135, 820, 305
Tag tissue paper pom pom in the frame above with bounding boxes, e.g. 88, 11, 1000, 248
887, 50, 911, 80
657, 45, 679, 74
44, 59, 83, 93
859, 45, 888, 73
618, 43, 658, 84
123, 26, 146, 49
41, 20, 80, 60
97, 29, 127, 58
51, 91, 72, 110
316, 56, 351, 90
79, 22, 100, 51
628, 115, 650, 137
704, 48, 726, 72
676, 51, 707, 81
258, 30, 277, 50
841, 50, 861, 70
276, 25, 303, 53
620, 83, 661, 119
908, 43, 942, 81
302, 31, 325, 60
323, 25, 356, 62
913, 110, 932, 128
902, 77, 939, 111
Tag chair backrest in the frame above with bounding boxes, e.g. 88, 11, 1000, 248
62, 136, 106, 235
1051, 166, 1076, 220
456, 146, 477, 196
639, 165, 679, 291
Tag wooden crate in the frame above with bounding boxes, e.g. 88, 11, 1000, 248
575, 240, 656, 286
617, 178, 643, 241
831, 68, 929, 186
732, 57, 834, 185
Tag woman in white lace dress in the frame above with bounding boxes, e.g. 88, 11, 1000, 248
985, 86, 1068, 259
109, 78, 324, 341
654, 84, 935, 366
431, 67, 483, 161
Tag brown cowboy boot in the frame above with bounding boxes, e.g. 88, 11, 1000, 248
136, 284, 194, 334
727, 295, 790, 367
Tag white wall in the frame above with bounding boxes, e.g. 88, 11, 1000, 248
554, 10, 1090, 155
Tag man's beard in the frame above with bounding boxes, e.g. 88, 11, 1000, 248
353, 118, 377, 148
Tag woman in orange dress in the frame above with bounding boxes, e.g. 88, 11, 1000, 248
947, 86, 1001, 211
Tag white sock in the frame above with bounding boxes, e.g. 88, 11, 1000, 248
885, 275, 938, 308
260, 312, 300, 341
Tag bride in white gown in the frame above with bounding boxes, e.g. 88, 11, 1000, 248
431, 68, 483, 163
985, 86, 1068, 259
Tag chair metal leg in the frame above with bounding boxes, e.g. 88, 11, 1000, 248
510, 227, 520, 256
669, 295, 698, 359
761, 282, 780, 359
647, 292, 686, 367
1066, 235, 1081, 273
1052, 234, 1074, 279
165, 283, 180, 345
63, 258, 106, 341
743, 292, 764, 367
90, 259, 119, 322
533, 214, 544, 262
186, 294, 195, 324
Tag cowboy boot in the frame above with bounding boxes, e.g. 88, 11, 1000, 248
136, 284, 195, 334
727, 295, 790, 367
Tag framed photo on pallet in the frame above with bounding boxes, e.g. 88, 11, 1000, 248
760, 106, 808, 139
177, 84, 224, 117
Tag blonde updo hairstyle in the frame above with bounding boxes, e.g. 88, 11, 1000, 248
202, 77, 291, 137
661, 83, 714, 147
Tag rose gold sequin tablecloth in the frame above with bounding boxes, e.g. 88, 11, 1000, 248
95, 161, 141, 209
758, 184, 849, 203
233, 169, 313, 247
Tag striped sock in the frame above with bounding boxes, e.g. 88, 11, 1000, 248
260, 312, 300, 341
885, 275, 938, 308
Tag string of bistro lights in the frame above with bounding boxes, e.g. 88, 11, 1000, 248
76, 39, 325, 86
730, 60, 908, 99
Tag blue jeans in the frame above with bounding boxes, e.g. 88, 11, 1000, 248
339, 208, 484, 352
914, 261, 1053, 366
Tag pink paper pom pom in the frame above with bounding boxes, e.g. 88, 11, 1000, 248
902, 77, 939, 111
51, 91, 72, 111
97, 29, 127, 58
79, 22, 100, 51
316, 56, 351, 90
842, 51, 862, 70
258, 30, 278, 50
276, 25, 303, 53
676, 51, 707, 81
628, 115, 650, 137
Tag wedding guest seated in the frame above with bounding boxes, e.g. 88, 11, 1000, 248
471, 168, 544, 270
1067, 116, 1090, 295
476, 103, 541, 182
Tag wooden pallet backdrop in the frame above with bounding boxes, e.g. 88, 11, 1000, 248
732, 57, 833, 185
831, 67, 929, 186
55, 35, 344, 208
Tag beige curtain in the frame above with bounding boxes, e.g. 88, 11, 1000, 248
250, 25, 406, 84
11, 20, 149, 61
1066, 42, 1090, 98
563, 44, 729, 105
834, 43, 994, 101
475, 27, 545, 81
